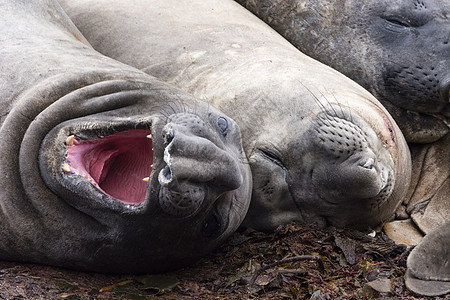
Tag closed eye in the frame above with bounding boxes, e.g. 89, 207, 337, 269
259, 148, 286, 170
384, 16, 411, 27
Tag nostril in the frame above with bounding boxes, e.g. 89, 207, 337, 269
162, 126, 174, 145
360, 158, 375, 170
162, 166, 172, 181
158, 166, 173, 185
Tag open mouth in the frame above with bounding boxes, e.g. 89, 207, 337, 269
63, 129, 153, 205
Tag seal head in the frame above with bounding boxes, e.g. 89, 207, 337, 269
0, 0, 251, 273
243, 96, 401, 231
58, 0, 411, 232
238, 0, 450, 143
34, 92, 251, 272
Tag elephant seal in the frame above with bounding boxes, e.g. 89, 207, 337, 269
236, 0, 450, 144
235, 0, 449, 295
0, 0, 251, 273
405, 220, 450, 296
59, 0, 411, 231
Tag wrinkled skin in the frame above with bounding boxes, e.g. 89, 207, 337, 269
60, 0, 411, 232
236, 0, 449, 295
0, 0, 251, 273
405, 220, 450, 296
237, 0, 449, 143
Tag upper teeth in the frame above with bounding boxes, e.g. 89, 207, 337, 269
66, 135, 75, 146
64, 133, 154, 186
62, 163, 71, 173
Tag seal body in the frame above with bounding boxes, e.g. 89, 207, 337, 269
60, 0, 411, 231
236, 0, 450, 295
0, 0, 251, 273
405, 220, 450, 296
237, 0, 450, 143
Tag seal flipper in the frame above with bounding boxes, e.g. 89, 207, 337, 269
405, 220, 450, 296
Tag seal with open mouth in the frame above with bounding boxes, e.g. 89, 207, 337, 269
0, 0, 251, 273
59, 0, 411, 231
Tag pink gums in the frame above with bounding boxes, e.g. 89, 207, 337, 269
65, 129, 153, 205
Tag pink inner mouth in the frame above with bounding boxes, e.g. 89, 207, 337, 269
64, 129, 153, 205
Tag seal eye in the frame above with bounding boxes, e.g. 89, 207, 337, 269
259, 149, 286, 170
217, 117, 229, 135
383, 16, 411, 30
384, 17, 411, 28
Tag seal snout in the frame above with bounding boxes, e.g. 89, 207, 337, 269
360, 157, 374, 169
358, 157, 389, 189
157, 113, 243, 218
345, 152, 392, 198
314, 113, 395, 201
357, 156, 388, 192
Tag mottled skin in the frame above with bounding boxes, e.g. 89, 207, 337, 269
405, 220, 450, 296
237, 0, 449, 143
0, 0, 251, 273
236, 0, 449, 295
60, 0, 411, 232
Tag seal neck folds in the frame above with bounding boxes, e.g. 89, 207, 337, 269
63, 129, 153, 204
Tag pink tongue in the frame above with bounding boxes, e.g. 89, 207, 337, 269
67, 130, 153, 204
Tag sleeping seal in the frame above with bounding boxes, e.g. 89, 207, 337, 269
237, 0, 449, 143
59, 0, 411, 231
0, 0, 251, 273
235, 0, 449, 295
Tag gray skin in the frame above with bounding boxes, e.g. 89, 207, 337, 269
0, 0, 252, 273
405, 220, 450, 296
59, 0, 411, 232
236, 0, 450, 295
237, 0, 450, 143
